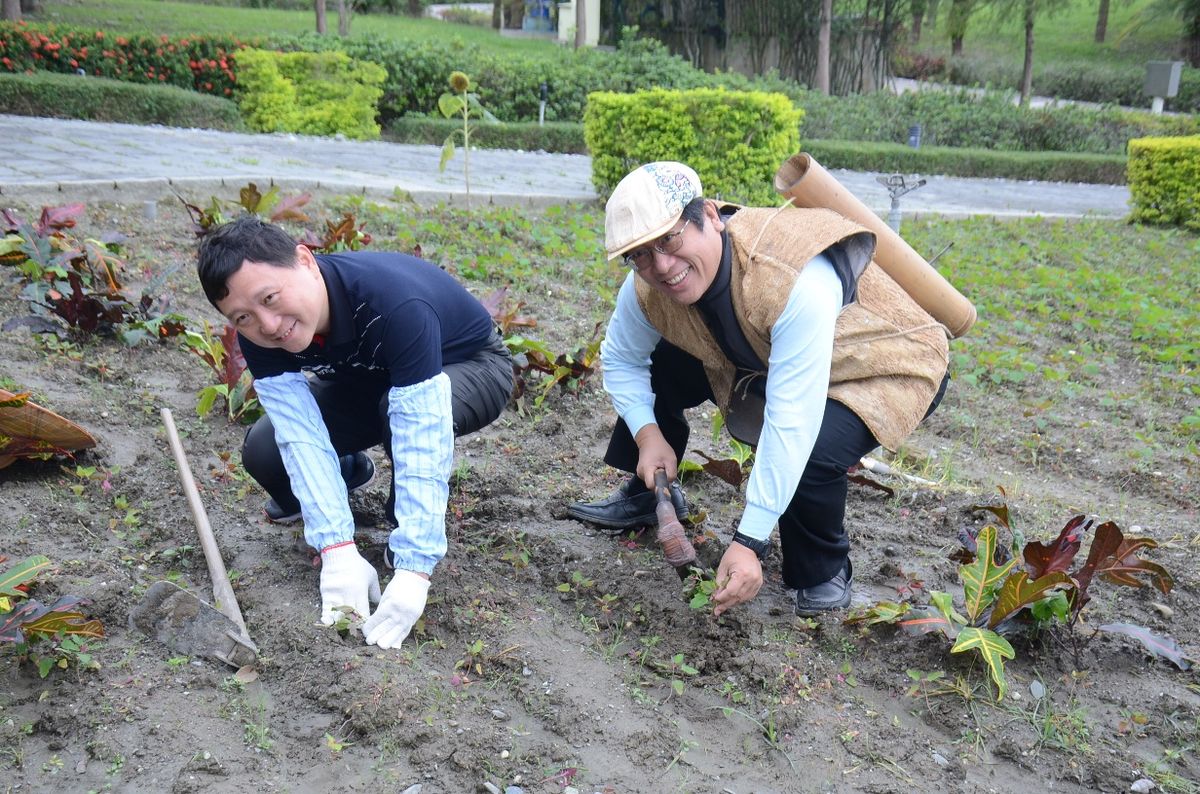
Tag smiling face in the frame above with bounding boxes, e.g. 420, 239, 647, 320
630, 201, 725, 305
215, 245, 330, 353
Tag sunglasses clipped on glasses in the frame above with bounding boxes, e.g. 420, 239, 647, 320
622, 219, 691, 270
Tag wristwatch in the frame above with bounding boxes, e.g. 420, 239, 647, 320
731, 531, 770, 561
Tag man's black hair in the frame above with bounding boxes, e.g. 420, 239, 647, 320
196, 215, 299, 307
680, 196, 708, 229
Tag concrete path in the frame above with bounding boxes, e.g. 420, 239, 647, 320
0, 114, 1130, 219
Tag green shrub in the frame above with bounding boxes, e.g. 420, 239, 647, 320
585, 88, 802, 205
797, 87, 1200, 155
439, 7, 491, 26
1127, 135, 1200, 232
0, 22, 245, 98
235, 48, 385, 139
0, 70, 243, 129
803, 139, 1127, 185
268, 31, 791, 125
387, 115, 586, 153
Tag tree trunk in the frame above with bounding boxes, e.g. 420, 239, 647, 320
1188, 10, 1200, 68
911, 0, 926, 43
948, 0, 970, 57
2, 0, 20, 21
575, 0, 586, 48
1094, 0, 1109, 44
1020, 0, 1035, 106
816, 0, 832, 95
337, 0, 351, 36
315, 0, 327, 34
492, 0, 502, 29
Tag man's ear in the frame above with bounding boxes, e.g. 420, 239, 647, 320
704, 199, 725, 233
294, 244, 319, 271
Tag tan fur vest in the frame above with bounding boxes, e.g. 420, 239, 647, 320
635, 205, 950, 450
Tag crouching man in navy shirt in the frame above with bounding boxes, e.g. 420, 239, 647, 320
197, 216, 513, 650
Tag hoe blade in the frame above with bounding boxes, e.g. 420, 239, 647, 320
129, 580, 258, 668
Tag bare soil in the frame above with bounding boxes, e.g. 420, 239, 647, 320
2, 196, 1197, 794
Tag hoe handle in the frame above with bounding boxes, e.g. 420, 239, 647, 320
161, 408, 250, 638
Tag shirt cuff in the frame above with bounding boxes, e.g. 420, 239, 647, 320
736, 503, 778, 542
622, 404, 657, 438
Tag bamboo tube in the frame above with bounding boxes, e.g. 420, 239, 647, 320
774, 153, 977, 338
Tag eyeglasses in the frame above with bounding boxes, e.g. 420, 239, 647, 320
622, 219, 691, 270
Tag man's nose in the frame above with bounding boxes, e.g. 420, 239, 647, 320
649, 248, 675, 271
259, 311, 282, 336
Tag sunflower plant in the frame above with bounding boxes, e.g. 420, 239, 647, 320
437, 70, 498, 207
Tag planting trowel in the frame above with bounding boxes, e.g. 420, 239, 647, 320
654, 469, 698, 579
129, 408, 258, 668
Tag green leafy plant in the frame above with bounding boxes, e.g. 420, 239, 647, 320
182, 321, 262, 424
506, 322, 603, 411
850, 506, 1187, 701
1, 204, 185, 343
1, 555, 105, 678
436, 70, 498, 208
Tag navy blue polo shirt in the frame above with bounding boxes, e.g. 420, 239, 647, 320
239, 251, 494, 387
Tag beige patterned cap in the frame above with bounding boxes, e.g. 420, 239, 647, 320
604, 162, 702, 261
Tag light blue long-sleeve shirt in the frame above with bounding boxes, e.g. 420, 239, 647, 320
253, 371, 453, 574
600, 253, 843, 542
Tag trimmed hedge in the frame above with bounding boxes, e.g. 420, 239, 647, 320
944, 55, 1200, 115
585, 88, 801, 205
796, 87, 1200, 155
0, 70, 243, 129
235, 48, 385, 139
387, 116, 587, 153
803, 139, 1128, 185
0, 22, 245, 98
1127, 135, 1200, 232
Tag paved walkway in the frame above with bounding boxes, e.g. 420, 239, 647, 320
0, 114, 1130, 219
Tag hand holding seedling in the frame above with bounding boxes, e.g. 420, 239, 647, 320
711, 544, 762, 616
319, 544, 381, 627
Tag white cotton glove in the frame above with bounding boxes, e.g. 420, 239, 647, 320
362, 570, 430, 650
319, 544, 381, 626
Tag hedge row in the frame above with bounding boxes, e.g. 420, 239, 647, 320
1127, 135, 1200, 232
268, 31, 791, 125
387, 116, 588, 153
0, 21, 245, 98
796, 87, 1200, 156
585, 88, 802, 205
0, 70, 243, 129
943, 56, 1200, 115
802, 139, 1128, 185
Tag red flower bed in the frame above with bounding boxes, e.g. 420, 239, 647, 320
0, 21, 246, 98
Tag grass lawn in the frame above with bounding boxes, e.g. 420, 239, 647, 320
33, 0, 561, 58
918, 0, 1185, 70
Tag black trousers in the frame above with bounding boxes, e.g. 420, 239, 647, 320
603, 341, 947, 589
243, 331, 514, 516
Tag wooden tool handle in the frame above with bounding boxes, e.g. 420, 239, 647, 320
161, 408, 250, 637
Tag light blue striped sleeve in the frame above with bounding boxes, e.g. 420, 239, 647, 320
386, 372, 454, 575
252, 372, 354, 550
737, 253, 843, 542
600, 272, 662, 436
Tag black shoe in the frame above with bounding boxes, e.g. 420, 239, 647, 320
566, 476, 688, 531
794, 560, 853, 616
263, 452, 376, 524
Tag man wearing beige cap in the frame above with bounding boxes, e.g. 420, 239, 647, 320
568, 161, 949, 615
